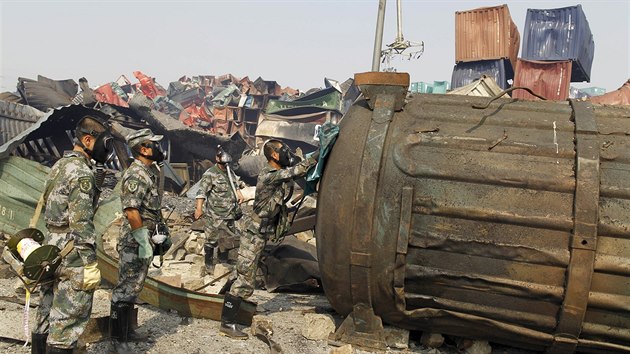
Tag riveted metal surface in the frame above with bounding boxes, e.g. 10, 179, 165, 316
317, 92, 630, 353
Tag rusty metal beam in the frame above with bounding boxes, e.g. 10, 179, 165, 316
547, 100, 601, 353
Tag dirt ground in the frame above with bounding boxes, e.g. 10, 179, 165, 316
0, 274, 537, 354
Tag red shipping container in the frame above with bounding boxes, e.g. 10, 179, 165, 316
512, 58, 572, 101
455, 4, 520, 71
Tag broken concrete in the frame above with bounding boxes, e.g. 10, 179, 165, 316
330, 344, 355, 354
301, 313, 336, 340
421, 332, 445, 348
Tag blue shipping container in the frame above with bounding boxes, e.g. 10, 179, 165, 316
432, 81, 450, 94
579, 87, 606, 97
521, 5, 595, 82
451, 59, 513, 90
410, 81, 451, 94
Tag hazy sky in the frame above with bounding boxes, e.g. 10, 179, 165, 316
1, 0, 628, 93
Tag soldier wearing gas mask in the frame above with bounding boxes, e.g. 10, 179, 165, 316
219, 139, 319, 339
194, 146, 245, 274
110, 128, 166, 353
33, 115, 113, 354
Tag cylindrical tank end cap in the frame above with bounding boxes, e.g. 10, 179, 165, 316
354, 72, 410, 111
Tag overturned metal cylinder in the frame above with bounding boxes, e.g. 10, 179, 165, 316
317, 75, 630, 353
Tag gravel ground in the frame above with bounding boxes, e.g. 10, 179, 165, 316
0, 277, 444, 354
0, 274, 536, 354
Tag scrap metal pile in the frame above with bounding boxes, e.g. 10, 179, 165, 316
0, 71, 358, 190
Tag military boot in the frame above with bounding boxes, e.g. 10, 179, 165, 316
218, 248, 229, 264
31, 332, 47, 354
45, 346, 73, 354
219, 294, 249, 339
218, 277, 234, 295
127, 304, 148, 341
204, 244, 215, 274
109, 302, 139, 354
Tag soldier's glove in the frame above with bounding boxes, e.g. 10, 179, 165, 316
132, 226, 153, 260
82, 262, 101, 291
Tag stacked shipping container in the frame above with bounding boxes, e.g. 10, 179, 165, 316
514, 5, 595, 101
410, 81, 451, 94
512, 59, 572, 100
521, 5, 595, 82
451, 5, 519, 91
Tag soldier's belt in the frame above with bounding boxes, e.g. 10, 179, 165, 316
46, 224, 70, 233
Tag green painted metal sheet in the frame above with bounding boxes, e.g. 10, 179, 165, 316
0, 157, 48, 234
266, 88, 341, 115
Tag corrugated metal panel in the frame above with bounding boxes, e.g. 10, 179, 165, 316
256, 111, 333, 146
266, 87, 341, 116
0, 101, 46, 145
455, 4, 520, 71
447, 75, 509, 97
0, 104, 111, 160
0, 156, 48, 235
512, 58, 572, 101
451, 59, 513, 90
590, 80, 630, 106
521, 5, 595, 82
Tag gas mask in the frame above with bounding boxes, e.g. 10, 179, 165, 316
77, 126, 114, 164
89, 131, 114, 164
141, 141, 165, 162
216, 145, 233, 165
274, 142, 301, 167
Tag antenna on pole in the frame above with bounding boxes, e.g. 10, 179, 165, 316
380, 0, 424, 72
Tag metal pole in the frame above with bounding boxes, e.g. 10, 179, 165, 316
396, 0, 403, 42
371, 0, 387, 72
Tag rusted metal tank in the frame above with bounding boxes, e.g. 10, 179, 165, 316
316, 72, 630, 353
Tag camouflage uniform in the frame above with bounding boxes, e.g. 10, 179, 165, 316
196, 164, 244, 254
228, 156, 318, 299
111, 159, 161, 304
35, 151, 97, 349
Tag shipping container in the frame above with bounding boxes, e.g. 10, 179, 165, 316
410, 82, 431, 94
451, 59, 513, 90
432, 81, 450, 94
512, 58, 572, 101
455, 4, 520, 71
579, 87, 606, 97
521, 5, 595, 82
410, 81, 451, 94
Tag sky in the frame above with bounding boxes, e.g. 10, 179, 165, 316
0, 0, 628, 94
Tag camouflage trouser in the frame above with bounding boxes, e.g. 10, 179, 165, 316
111, 233, 151, 304
228, 216, 264, 299
204, 217, 239, 252
35, 232, 94, 349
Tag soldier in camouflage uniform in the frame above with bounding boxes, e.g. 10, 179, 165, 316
109, 128, 165, 354
194, 147, 245, 274
33, 116, 113, 354
219, 139, 319, 339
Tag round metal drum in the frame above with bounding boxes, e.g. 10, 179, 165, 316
316, 82, 630, 353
